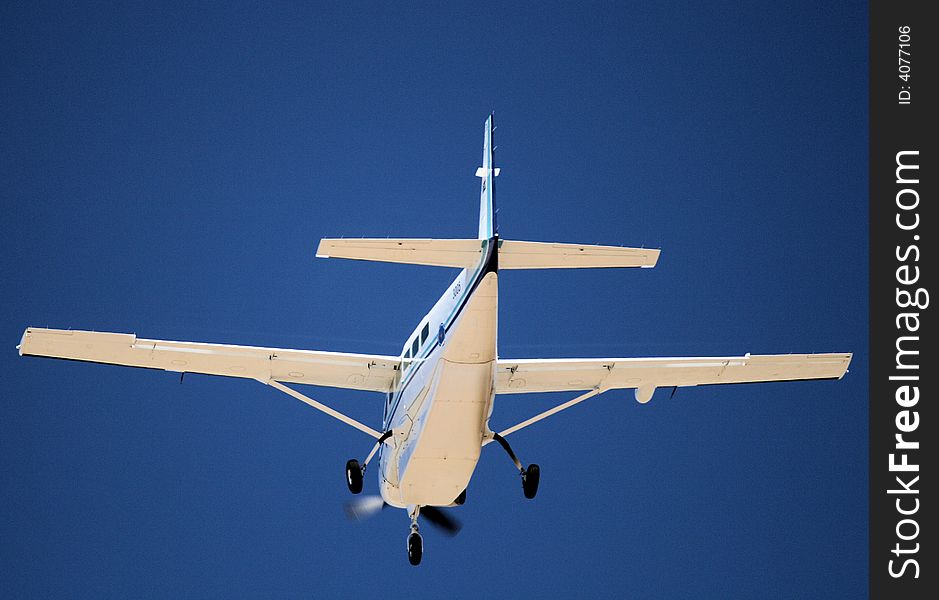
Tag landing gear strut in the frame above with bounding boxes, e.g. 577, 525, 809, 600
491, 432, 540, 499
345, 430, 393, 495
407, 508, 423, 566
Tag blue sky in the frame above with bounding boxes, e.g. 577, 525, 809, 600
1, 2, 867, 597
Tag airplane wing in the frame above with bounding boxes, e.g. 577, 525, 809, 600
18, 328, 400, 393
495, 352, 852, 402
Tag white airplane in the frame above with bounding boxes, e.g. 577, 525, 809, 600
18, 114, 852, 565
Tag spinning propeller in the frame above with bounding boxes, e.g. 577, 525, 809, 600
344, 496, 462, 536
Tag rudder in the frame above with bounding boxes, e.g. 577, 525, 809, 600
476, 114, 498, 240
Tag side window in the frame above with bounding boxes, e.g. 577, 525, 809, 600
420, 323, 429, 344
411, 336, 419, 357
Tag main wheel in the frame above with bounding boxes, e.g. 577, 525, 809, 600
522, 464, 540, 499
407, 531, 423, 566
345, 459, 363, 494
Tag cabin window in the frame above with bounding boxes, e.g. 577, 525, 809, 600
420, 323, 430, 344
411, 337, 420, 357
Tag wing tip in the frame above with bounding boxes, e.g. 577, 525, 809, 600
18, 327, 31, 356
839, 352, 854, 379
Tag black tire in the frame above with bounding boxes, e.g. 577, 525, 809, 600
408, 532, 423, 566
345, 459, 363, 494
522, 464, 540, 499
454, 488, 467, 506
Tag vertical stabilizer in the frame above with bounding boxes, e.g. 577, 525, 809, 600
476, 114, 497, 240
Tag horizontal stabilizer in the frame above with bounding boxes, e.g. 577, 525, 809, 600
317, 238, 484, 268
317, 238, 659, 269
498, 240, 659, 269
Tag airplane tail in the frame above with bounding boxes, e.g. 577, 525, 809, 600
315, 114, 660, 270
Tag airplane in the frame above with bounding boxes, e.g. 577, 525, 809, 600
18, 114, 852, 566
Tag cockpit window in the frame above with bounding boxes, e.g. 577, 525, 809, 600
404, 349, 410, 361
420, 323, 430, 344
411, 336, 419, 357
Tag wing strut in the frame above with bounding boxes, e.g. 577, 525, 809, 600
494, 387, 604, 438
260, 379, 381, 439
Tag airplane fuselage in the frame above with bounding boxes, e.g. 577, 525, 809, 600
379, 239, 498, 508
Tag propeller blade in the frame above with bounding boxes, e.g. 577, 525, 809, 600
421, 506, 462, 536
344, 495, 386, 522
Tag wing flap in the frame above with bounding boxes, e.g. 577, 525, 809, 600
495, 353, 852, 394
19, 328, 399, 392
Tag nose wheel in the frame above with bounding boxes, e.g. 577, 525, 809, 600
407, 511, 423, 566
407, 528, 423, 566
